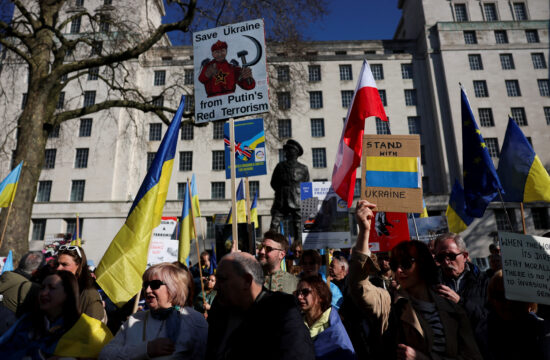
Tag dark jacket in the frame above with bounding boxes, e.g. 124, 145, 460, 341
0, 270, 38, 315
313, 307, 356, 360
206, 289, 315, 360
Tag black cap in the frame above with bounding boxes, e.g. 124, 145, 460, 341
283, 139, 303, 156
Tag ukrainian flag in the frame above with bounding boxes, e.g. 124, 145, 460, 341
498, 117, 550, 203
191, 174, 201, 217
227, 179, 247, 224
0, 162, 22, 207
365, 156, 420, 188
250, 190, 259, 228
446, 180, 474, 233
179, 181, 193, 264
55, 314, 113, 358
96, 96, 185, 307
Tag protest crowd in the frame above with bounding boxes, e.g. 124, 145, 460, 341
0, 199, 548, 359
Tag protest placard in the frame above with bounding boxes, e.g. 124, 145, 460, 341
499, 232, 550, 305
301, 182, 351, 249
147, 217, 179, 266
361, 134, 423, 213
408, 216, 448, 243
193, 19, 269, 123
224, 118, 267, 178
368, 212, 410, 252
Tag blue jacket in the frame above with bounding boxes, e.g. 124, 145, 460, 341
313, 307, 356, 360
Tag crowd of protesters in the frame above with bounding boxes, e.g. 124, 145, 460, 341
0, 199, 549, 359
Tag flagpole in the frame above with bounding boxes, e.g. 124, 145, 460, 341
0, 201, 14, 249
245, 177, 253, 251
229, 118, 239, 251
497, 189, 514, 231
520, 202, 526, 234
188, 178, 207, 309
410, 213, 420, 240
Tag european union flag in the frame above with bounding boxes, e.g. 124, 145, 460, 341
461, 87, 502, 218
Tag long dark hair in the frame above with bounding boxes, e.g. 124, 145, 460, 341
391, 240, 439, 286
57, 246, 94, 291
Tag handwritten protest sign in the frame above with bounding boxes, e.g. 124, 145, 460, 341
361, 135, 423, 213
147, 217, 179, 266
499, 232, 550, 305
224, 118, 267, 178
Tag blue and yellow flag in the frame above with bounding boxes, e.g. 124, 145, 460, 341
250, 190, 258, 229
227, 179, 247, 224
461, 87, 502, 217
446, 180, 474, 233
365, 156, 420, 188
70, 214, 81, 247
498, 117, 550, 203
0, 162, 22, 207
179, 181, 193, 264
55, 314, 113, 358
191, 174, 201, 217
414, 199, 428, 218
96, 96, 185, 307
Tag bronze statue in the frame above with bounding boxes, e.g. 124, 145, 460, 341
270, 139, 310, 241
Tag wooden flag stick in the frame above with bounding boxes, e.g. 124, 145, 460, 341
520, 202, 526, 234
188, 178, 206, 306
245, 177, 253, 250
229, 118, 238, 251
0, 202, 15, 249
132, 290, 141, 314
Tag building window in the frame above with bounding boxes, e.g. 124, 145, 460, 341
511, 107, 527, 126
181, 123, 193, 140
184, 69, 194, 85
154, 70, 166, 86
249, 181, 260, 198
376, 118, 391, 134
312, 148, 327, 168
339, 64, 353, 81
278, 119, 292, 138
36, 181, 52, 202
370, 64, 384, 80
278, 149, 286, 162
75, 0, 84, 6
74, 148, 89, 168
21, 93, 27, 109
99, 16, 110, 32
468, 54, 483, 70
70, 16, 81, 34
65, 218, 83, 238
495, 209, 517, 231
79, 118, 92, 137
149, 123, 162, 141
544, 107, 550, 125
211, 182, 225, 199
473, 80, 489, 97
310, 118, 325, 137
147, 152, 156, 170
88, 67, 99, 80
532, 53, 547, 69
513, 2, 527, 20
464, 31, 477, 44
404, 89, 417, 106
179, 151, 193, 171
500, 54, 515, 70
494, 30, 508, 44
309, 91, 323, 109
505, 80, 521, 97
483, 3, 498, 21
454, 4, 468, 21
32, 219, 46, 241
378, 90, 387, 106
308, 65, 321, 82
212, 151, 225, 170
152, 95, 164, 107
525, 30, 539, 43
538, 79, 550, 97
90, 41, 103, 56
56, 92, 65, 109
48, 125, 60, 138
532, 208, 549, 229
83, 91, 96, 107
277, 66, 290, 82
213, 121, 224, 139
407, 116, 421, 134
177, 183, 186, 200
183, 95, 193, 112
478, 108, 494, 127
70, 180, 85, 202
401, 63, 413, 79
341, 90, 354, 108
44, 149, 56, 169
277, 92, 291, 110
485, 138, 500, 157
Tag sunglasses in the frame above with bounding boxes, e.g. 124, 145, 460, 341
261, 245, 283, 253
435, 252, 463, 263
389, 257, 415, 272
58, 245, 82, 258
142, 280, 166, 290
294, 288, 313, 297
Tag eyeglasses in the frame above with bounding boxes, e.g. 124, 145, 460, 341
294, 288, 313, 297
58, 245, 82, 259
142, 280, 166, 290
435, 252, 463, 263
389, 257, 415, 272
261, 245, 283, 253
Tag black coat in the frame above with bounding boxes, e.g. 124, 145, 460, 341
206, 289, 315, 360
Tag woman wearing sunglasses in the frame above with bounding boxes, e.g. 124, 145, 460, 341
56, 245, 105, 322
100, 262, 208, 359
295, 275, 355, 360
349, 200, 482, 360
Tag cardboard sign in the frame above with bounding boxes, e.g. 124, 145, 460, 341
193, 19, 269, 123
499, 232, 550, 305
361, 135, 423, 213
147, 217, 179, 266
368, 212, 410, 252
301, 182, 351, 249
224, 118, 267, 178
408, 216, 449, 243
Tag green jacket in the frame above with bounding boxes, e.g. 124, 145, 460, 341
0, 270, 38, 315
264, 269, 298, 295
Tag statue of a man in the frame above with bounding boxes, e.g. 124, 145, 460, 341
270, 139, 310, 241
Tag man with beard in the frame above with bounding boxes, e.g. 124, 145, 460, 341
257, 231, 298, 294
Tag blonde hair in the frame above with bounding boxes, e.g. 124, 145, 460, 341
143, 263, 190, 306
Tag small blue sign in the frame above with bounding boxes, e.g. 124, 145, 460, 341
224, 118, 267, 179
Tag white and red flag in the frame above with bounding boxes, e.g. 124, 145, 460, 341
332, 60, 388, 208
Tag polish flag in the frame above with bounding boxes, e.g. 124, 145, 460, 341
332, 60, 388, 208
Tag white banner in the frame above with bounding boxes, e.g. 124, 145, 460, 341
147, 217, 179, 266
